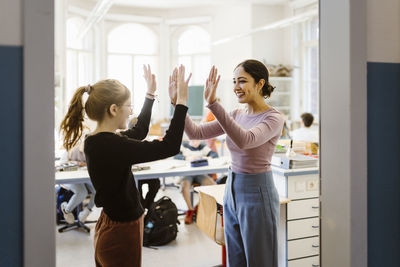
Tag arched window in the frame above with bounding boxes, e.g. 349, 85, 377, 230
174, 26, 211, 85
107, 23, 158, 114
65, 17, 94, 104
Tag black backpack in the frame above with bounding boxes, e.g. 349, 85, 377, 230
143, 196, 180, 246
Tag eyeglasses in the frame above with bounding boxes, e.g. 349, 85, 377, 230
121, 104, 134, 110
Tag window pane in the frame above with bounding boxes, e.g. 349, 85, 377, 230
66, 17, 92, 50
107, 55, 133, 90
67, 18, 83, 49
66, 50, 78, 103
108, 24, 157, 54
78, 52, 93, 85
193, 55, 210, 85
178, 27, 210, 54
309, 18, 319, 41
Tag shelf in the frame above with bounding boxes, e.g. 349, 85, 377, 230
270, 77, 293, 81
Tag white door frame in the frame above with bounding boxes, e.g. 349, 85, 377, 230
23, 0, 368, 266
320, 0, 367, 266
23, 0, 55, 266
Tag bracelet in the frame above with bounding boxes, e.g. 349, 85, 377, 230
146, 92, 157, 100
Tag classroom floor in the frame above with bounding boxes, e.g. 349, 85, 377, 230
56, 178, 222, 267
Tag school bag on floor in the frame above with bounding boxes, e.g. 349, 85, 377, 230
143, 196, 179, 246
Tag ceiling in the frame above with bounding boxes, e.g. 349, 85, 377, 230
111, 0, 287, 9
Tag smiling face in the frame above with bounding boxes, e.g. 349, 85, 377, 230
233, 66, 264, 104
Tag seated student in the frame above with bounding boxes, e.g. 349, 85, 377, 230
175, 139, 218, 224
291, 112, 318, 143
128, 117, 161, 210
60, 140, 96, 224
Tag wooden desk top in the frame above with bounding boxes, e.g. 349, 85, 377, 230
195, 184, 290, 205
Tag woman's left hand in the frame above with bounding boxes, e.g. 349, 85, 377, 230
143, 64, 157, 95
204, 66, 220, 105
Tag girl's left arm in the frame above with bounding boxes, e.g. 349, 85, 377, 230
120, 98, 154, 140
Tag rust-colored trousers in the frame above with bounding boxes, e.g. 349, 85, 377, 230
94, 211, 144, 267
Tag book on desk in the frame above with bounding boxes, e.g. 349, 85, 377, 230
271, 153, 318, 169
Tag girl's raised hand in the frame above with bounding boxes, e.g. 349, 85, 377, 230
143, 64, 157, 95
204, 66, 220, 105
168, 67, 178, 106
176, 65, 192, 106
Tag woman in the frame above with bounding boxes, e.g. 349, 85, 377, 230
176, 60, 284, 267
60, 65, 190, 267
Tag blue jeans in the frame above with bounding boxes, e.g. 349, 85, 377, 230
223, 170, 279, 267
64, 183, 96, 212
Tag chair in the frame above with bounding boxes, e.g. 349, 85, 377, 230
58, 203, 97, 233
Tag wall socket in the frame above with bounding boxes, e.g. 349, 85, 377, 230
307, 179, 318, 191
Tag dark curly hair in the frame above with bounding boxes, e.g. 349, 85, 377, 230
235, 59, 275, 98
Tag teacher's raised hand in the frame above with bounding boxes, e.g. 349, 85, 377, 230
204, 65, 220, 105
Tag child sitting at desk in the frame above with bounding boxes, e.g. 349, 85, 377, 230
175, 139, 218, 224
60, 140, 96, 224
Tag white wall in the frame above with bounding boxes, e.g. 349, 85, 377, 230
367, 0, 400, 63
0, 0, 22, 46
251, 5, 286, 65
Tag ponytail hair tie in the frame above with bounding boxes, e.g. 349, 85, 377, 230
85, 84, 92, 94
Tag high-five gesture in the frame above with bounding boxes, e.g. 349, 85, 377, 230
204, 66, 220, 105
175, 65, 192, 106
143, 64, 156, 96
168, 67, 178, 105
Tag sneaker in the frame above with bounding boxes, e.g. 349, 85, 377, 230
61, 202, 75, 224
78, 207, 91, 223
184, 209, 195, 224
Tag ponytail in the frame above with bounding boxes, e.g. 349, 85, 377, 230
60, 86, 87, 151
262, 81, 275, 99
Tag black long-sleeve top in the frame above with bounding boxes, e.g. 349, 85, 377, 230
84, 98, 188, 222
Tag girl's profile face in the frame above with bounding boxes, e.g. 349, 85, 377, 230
116, 98, 133, 129
232, 66, 262, 104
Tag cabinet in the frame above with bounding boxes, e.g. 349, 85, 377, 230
268, 77, 292, 118
273, 167, 320, 267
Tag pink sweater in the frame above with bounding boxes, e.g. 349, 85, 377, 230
185, 102, 284, 174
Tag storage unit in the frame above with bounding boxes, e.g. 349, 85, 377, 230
268, 77, 293, 118
272, 167, 320, 267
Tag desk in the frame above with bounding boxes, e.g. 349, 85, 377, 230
55, 157, 231, 186
195, 184, 290, 267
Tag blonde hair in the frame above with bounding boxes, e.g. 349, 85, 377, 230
60, 79, 130, 150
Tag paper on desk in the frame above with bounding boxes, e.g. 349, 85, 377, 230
208, 156, 231, 167
132, 159, 188, 172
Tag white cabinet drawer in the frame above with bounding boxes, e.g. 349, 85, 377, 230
288, 217, 320, 240
288, 256, 320, 267
288, 237, 319, 260
288, 174, 319, 200
288, 198, 319, 220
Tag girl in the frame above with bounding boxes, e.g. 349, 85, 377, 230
174, 60, 284, 267
60, 65, 191, 267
